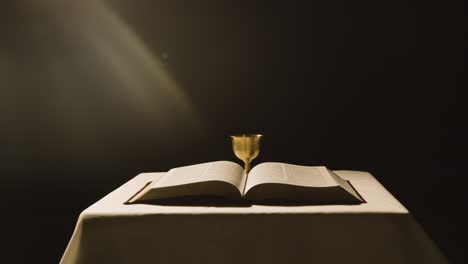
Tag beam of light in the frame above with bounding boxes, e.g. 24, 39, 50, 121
75, 0, 202, 122
34, 0, 205, 130
0, 0, 213, 167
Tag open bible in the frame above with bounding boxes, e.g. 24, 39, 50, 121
126, 161, 364, 204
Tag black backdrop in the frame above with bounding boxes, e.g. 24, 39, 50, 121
1, 0, 465, 263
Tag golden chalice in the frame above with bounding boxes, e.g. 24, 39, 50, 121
230, 134, 263, 173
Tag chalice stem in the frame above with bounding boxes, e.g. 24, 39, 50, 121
244, 161, 251, 174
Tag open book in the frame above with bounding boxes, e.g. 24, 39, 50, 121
126, 161, 364, 204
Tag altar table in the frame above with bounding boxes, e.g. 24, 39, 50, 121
61, 170, 447, 264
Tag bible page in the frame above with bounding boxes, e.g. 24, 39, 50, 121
152, 161, 247, 193
244, 162, 338, 193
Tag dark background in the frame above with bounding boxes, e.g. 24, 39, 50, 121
1, 0, 465, 263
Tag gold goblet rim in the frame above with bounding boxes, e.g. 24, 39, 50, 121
230, 134, 263, 138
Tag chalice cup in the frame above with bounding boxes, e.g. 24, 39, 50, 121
230, 134, 263, 173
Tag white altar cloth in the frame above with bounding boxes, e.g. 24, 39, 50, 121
61, 170, 447, 264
